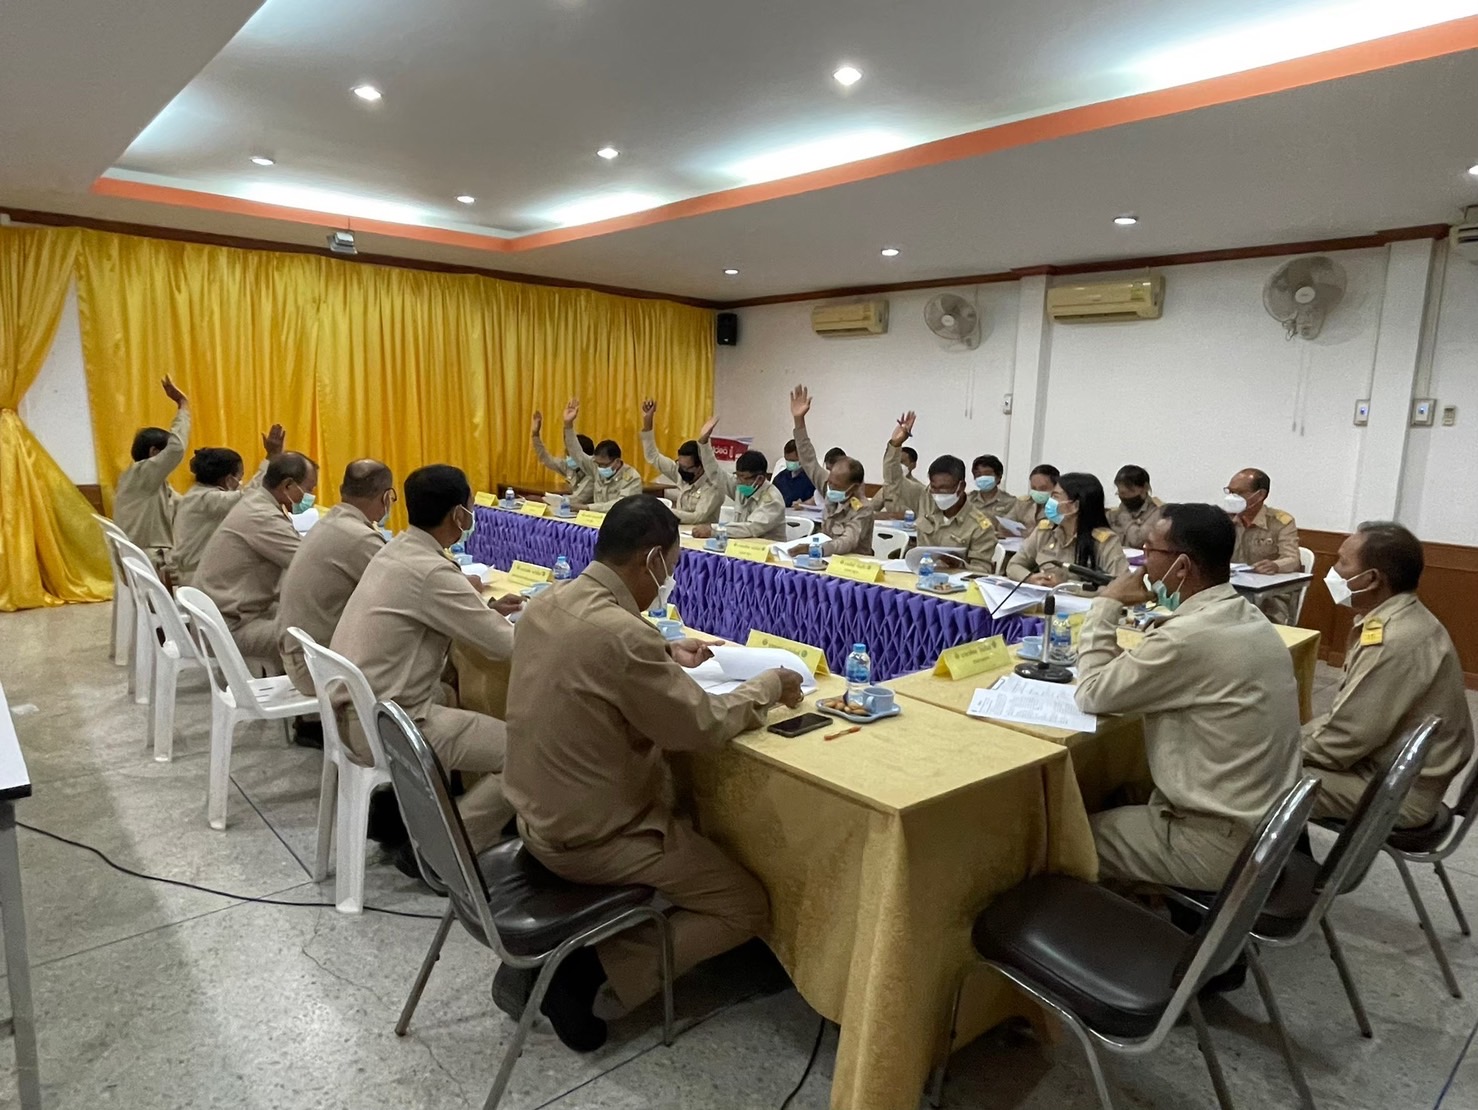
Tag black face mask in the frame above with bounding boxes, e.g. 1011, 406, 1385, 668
1121, 495, 1146, 512
677, 466, 698, 485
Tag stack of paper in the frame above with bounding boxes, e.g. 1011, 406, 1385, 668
972, 576, 1051, 617
684, 644, 818, 696
966, 674, 1097, 732
291, 510, 321, 535
996, 516, 1027, 537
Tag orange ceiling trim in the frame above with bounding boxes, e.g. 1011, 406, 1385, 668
93, 17, 1478, 253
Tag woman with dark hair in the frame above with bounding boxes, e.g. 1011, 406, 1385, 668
172, 425, 283, 585
1007, 470, 1128, 588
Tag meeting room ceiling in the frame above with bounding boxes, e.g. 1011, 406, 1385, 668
3, 0, 1478, 302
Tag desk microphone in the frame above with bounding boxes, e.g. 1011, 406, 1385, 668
1067, 563, 1114, 587
1013, 588, 1077, 684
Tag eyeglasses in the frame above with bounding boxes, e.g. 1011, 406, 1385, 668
1140, 544, 1188, 557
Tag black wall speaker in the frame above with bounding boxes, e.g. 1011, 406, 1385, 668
716, 312, 739, 346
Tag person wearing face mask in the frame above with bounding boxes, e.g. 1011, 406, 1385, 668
693, 429, 787, 540
1302, 522, 1473, 828
1005, 463, 1060, 528
332, 464, 524, 867
772, 438, 817, 508
113, 376, 190, 569
882, 413, 998, 570
531, 409, 595, 504
561, 398, 644, 511
969, 453, 1016, 526
172, 425, 284, 587
638, 399, 725, 525
276, 460, 396, 699
1223, 467, 1301, 624
1107, 464, 1163, 549
1075, 503, 1302, 890
195, 450, 319, 669
788, 385, 874, 555
1006, 471, 1128, 587
502, 495, 804, 1051
869, 444, 922, 517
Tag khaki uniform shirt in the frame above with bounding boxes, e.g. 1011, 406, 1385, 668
504, 561, 783, 852
331, 527, 514, 720
1007, 493, 1048, 529
114, 408, 190, 554
276, 502, 387, 675
532, 433, 595, 503
194, 485, 300, 626
1107, 497, 1164, 549
700, 440, 787, 540
1303, 593, 1474, 825
640, 429, 725, 525
171, 459, 269, 586
1076, 583, 1303, 829
1007, 520, 1129, 585
794, 424, 873, 556
970, 485, 1017, 527
869, 472, 923, 515
564, 427, 643, 510
883, 442, 998, 571
1233, 504, 1301, 623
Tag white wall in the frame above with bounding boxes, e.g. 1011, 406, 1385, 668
19, 281, 97, 485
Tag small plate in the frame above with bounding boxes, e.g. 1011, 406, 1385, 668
816, 697, 902, 725
793, 556, 829, 571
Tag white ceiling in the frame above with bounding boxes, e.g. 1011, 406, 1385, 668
3, 0, 1477, 301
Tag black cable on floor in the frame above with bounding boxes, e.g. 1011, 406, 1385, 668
18, 821, 442, 920
779, 1015, 827, 1109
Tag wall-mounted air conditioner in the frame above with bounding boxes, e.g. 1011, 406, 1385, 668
1047, 276, 1164, 322
811, 299, 889, 337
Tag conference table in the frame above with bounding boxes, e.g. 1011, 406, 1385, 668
0, 682, 40, 1110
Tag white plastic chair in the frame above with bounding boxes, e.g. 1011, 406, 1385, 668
784, 516, 815, 541
93, 514, 132, 665
122, 557, 205, 762
286, 628, 394, 915
873, 526, 910, 560
176, 587, 318, 831
718, 503, 738, 524
103, 532, 159, 703
1295, 546, 1316, 623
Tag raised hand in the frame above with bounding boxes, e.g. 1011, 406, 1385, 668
890, 411, 916, 446
262, 424, 286, 457
161, 376, 188, 407
531, 410, 543, 436
789, 385, 812, 423
698, 413, 719, 443
641, 398, 657, 431
562, 398, 580, 426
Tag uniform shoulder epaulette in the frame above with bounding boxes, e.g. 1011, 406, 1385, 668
1274, 510, 1292, 525
849, 496, 863, 510
1092, 527, 1114, 542
1017, 494, 1033, 503
1037, 519, 1052, 531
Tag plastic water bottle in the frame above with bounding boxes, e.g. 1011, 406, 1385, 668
845, 644, 872, 713
1048, 607, 1075, 665
917, 553, 936, 587
713, 522, 729, 551
903, 509, 915, 527
552, 555, 571, 581
808, 535, 823, 563
560, 495, 570, 516
503, 487, 516, 507
449, 541, 472, 566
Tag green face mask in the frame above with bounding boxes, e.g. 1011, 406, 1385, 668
736, 482, 758, 499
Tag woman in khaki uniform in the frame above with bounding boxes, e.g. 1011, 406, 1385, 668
1007, 471, 1129, 588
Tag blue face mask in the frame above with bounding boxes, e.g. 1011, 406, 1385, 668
597, 465, 616, 480
1043, 498, 1064, 525
826, 487, 848, 504
293, 490, 316, 515
974, 475, 996, 492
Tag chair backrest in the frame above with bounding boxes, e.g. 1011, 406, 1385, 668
104, 531, 157, 583
175, 587, 261, 706
286, 628, 388, 769
1294, 546, 1317, 621
784, 516, 815, 541
93, 513, 129, 543
121, 557, 198, 660
1152, 777, 1319, 1044
872, 526, 910, 560
1431, 743, 1478, 855
374, 701, 506, 955
718, 503, 737, 524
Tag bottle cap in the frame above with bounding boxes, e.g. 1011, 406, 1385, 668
853, 643, 866, 652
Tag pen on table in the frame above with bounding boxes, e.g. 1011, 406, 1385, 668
824, 726, 860, 741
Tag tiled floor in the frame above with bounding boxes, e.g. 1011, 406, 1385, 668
2, 600, 1478, 1109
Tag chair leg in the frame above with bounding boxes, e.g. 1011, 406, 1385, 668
484, 953, 563, 1110
132, 610, 153, 706
1320, 918, 1372, 1038
1391, 854, 1463, 998
333, 769, 372, 915
1434, 862, 1471, 938
151, 656, 179, 762
395, 906, 455, 1037
1247, 948, 1315, 1110
1188, 997, 1236, 1110
206, 712, 236, 831
655, 911, 675, 1047
313, 755, 337, 883
928, 971, 967, 1109
1057, 1013, 1118, 1110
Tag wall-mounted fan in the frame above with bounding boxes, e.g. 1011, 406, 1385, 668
924, 292, 984, 349
1263, 255, 1346, 340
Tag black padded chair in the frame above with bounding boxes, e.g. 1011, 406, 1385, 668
930, 777, 1319, 1110
376, 701, 675, 1110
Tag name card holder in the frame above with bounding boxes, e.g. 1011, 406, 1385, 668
575, 510, 607, 528
932, 635, 1010, 680
746, 630, 831, 675
507, 561, 554, 590
826, 555, 884, 583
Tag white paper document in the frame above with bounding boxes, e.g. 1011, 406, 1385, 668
684, 644, 819, 696
1231, 570, 1311, 591
880, 558, 914, 573
996, 515, 1027, 537
967, 675, 1097, 732
972, 576, 1051, 616
291, 510, 321, 535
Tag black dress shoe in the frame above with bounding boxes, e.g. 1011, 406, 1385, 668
492, 964, 537, 1021
1199, 959, 1249, 997
388, 841, 448, 897
540, 947, 609, 1052
292, 720, 324, 749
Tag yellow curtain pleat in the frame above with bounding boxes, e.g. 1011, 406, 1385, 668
0, 227, 111, 611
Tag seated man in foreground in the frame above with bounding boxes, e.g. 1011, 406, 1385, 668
1302, 521, 1474, 828
503, 495, 803, 1051
1075, 503, 1302, 890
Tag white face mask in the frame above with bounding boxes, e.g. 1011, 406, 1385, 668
1221, 492, 1248, 515
647, 548, 675, 613
932, 489, 962, 511
1324, 566, 1375, 608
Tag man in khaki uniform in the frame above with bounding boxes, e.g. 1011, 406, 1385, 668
1225, 467, 1301, 624
1107, 464, 1163, 549
531, 410, 595, 503
195, 451, 317, 665
332, 464, 523, 855
970, 453, 1017, 526
692, 434, 786, 541
1076, 503, 1302, 890
882, 414, 997, 571
503, 496, 803, 1051
562, 398, 643, 510
114, 376, 190, 565
1303, 521, 1474, 827
869, 445, 921, 516
639, 399, 725, 525
276, 460, 394, 695
789, 385, 874, 555
1007, 472, 1129, 586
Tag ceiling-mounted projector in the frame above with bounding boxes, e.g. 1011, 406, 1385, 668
327, 230, 357, 255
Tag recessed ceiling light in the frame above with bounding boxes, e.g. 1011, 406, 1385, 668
1113, 215, 1139, 226
249, 155, 275, 166
880, 247, 900, 257
596, 146, 620, 160
1468, 163, 1478, 177
723, 268, 740, 276
833, 65, 862, 87
456, 195, 476, 204
352, 84, 382, 102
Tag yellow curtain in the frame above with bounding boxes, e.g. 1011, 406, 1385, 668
75, 230, 714, 522
0, 227, 112, 610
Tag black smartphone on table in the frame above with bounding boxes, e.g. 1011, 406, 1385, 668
767, 713, 830, 738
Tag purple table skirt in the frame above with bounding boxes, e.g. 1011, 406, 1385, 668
470, 507, 1032, 680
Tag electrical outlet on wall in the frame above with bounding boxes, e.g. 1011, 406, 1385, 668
1411, 398, 1436, 427
1443, 405, 1458, 426
1001, 393, 1013, 415
1353, 399, 1370, 426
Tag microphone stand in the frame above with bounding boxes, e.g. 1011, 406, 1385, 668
1013, 584, 1079, 684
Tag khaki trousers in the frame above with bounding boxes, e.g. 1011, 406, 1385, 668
1307, 764, 1434, 829
1093, 799, 1247, 891
525, 814, 769, 1011
227, 613, 283, 671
